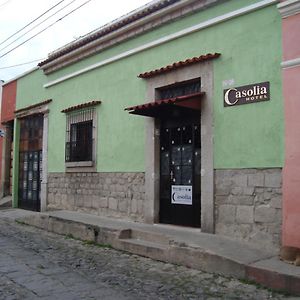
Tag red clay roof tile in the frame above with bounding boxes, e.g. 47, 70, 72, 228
61, 100, 101, 113
125, 92, 204, 112
138, 53, 221, 78
38, 0, 180, 67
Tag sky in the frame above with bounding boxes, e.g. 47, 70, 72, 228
0, 0, 152, 82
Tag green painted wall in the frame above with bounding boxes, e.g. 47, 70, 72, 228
16, 0, 283, 173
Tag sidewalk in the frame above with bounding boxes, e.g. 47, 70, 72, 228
1, 208, 300, 296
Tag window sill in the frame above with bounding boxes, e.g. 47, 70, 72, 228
66, 161, 93, 168
65, 161, 96, 173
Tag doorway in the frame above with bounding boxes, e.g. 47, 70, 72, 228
159, 116, 201, 227
18, 114, 43, 211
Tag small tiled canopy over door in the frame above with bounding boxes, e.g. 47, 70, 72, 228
18, 114, 43, 211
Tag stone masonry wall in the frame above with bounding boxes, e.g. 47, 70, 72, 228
47, 172, 145, 222
215, 168, 282, 253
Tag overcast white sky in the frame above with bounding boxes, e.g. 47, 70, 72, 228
0, 0, 152, 82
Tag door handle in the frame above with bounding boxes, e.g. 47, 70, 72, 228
170, 170, 174, 180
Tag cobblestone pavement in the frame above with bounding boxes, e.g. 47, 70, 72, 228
0, 217, 296, 300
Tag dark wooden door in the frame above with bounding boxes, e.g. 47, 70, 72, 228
19, 115, 43, 211
160, 118, 201, 227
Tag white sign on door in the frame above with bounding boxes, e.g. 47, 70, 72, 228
171, 185, 192, 205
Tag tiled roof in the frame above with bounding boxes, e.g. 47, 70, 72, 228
61, 100, 101, 113
38, 0, 180, 67
138, 53, 221, 78
14, 99, 52, 114
125, 92, 204, 112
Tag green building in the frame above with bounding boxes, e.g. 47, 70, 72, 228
5, 0, 283, 252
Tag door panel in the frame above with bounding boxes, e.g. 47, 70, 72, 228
19, 115, 43, 211
160, 119, 201, 227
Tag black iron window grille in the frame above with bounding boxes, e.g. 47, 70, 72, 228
65, 108, 95, 162
158, 78, 201, 100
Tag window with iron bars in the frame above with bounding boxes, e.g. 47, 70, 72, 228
158, 78, 201, 100
65, 108, 95, 163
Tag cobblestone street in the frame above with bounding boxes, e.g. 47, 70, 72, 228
0, 216, 295, 300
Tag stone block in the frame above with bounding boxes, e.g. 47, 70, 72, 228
215, 196, 228, 205
131, 199, 138, 214
66, 195, 75, 208
228, 195, 254, 206
47, 193, 55, 204
215, 184, 232, 196
217, 205, 236, 224
232, 174, 248, 187
243, 187, 254, 196
108, 198, 118, 210
264, 172, 282, 188
254, 205, 276, 223
92, 196, 100, 208
248, 173, 264, 187
263, 191, 272, 200
75, 196, 84, 208
231, 187, 243, 196
119, 199, 128, 212
270, 196, 281, 208
126, 189, 133, 199
137, 200, 144, 215
83, 196, 92, 208
236, 206, 253, 224
99, 197, 108, 208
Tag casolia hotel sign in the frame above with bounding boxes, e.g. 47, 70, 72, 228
224, 81, 270, 107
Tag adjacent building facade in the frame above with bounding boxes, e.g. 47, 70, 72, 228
1, 0, 294, 253
278, 0, 300, 249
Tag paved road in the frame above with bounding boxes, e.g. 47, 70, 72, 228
0, 215, 296, 300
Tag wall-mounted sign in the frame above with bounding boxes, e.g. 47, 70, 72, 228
224, 81, 270, 107
171, 185, 192, 205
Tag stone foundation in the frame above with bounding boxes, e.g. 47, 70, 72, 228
215, 168, 282, 253
47, 172, 145, 222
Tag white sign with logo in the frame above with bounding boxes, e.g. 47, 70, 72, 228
171, 185, 192, 205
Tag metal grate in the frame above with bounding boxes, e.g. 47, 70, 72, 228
158, 79, 201, 100
65, 108, 94, 162
19, 114, 43, 212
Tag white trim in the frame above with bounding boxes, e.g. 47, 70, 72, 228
2, 67, 39, 86
281, 57, 300, 69
277, 0, 300, 18
66, 161, 93, 167
44, 0, 278, 88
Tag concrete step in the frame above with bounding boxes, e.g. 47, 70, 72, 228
117, 237, 169, 261
118, 228, 170, 245
117, 228, 170, 260
11, 209, 300, 296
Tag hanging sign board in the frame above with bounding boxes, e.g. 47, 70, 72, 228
171, 185, 192, 205
224, 81, 270, 107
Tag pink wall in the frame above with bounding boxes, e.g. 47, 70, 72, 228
282, 14, 300, 61
282, 67, 300, 247
282, 12, 300, 248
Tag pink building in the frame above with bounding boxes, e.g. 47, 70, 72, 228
278, 0, 300, 248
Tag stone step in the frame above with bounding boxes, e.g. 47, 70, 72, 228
117, 237, 169, 261
118, 228, 170, 245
